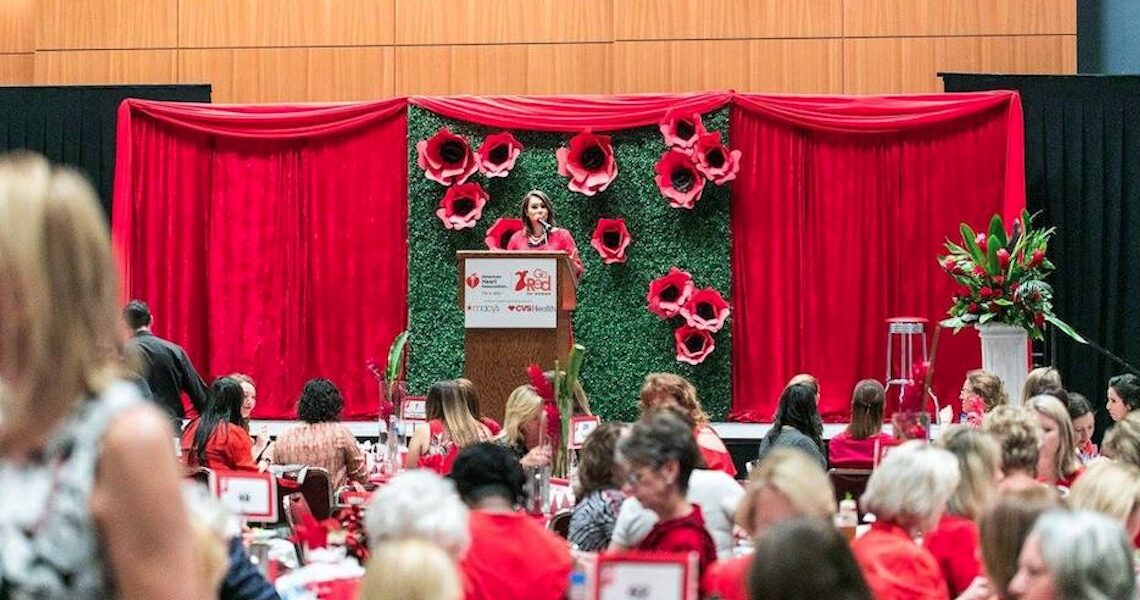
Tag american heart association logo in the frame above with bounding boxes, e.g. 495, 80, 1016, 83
465, 275, 480, 289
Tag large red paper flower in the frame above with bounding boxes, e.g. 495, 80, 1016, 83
679, 287, 731, 332
435, 183, 488, 230
555, 131, 618, 196
655, 150, 706, 209
476, 132, 523, 178
659, 111, 707, 152
484, 217, 524, 250
647, 267, 695, 318
692, 132, 742, 185
674, 325, 715, 365
589, 218, 631, 264
417, 127, 477, 186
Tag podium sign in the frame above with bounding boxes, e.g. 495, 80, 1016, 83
464, 257, 558, 329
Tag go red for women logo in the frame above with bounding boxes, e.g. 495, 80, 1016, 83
514, 268, 552, 292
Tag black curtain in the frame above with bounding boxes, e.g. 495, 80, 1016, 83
943, 74, 1140, 441
0, 85, 211, 220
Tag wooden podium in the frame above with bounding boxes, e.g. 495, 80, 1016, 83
457, 250, 578, 422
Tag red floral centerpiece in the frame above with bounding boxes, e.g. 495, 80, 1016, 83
555, 130, 618, 196
435, 183, 489, 230
476, 132, 523, 178
416, 127, 477, 186
589, 218, 632, 264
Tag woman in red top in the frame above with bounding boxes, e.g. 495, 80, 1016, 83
617, 411, 717, 578
639, 372, 736, 477
851, 441, 959, 600
456, 377, 501, 436
407, 380, 491, 475
829, 379, 898, 469
505, 190, 584, 278
181, 377, 259, 472
1026, 394, 1084, 489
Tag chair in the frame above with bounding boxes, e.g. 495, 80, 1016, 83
277, 466, 335, 520
548, 510, 572, 539
828, 468, 873, 519
187, 466, 213, 490
283, 492, 316, 565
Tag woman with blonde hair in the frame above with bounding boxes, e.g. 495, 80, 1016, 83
829, 379, 898, 468
0, 153, 197, 598
407, 380, 491, 475
982, 406, 1045, 493
495, 384, 552, 468
1068, 460, 1140, 542
456, 377, 501, 435
1103, 411, 1140, 467
1026, 395, 1083, 489
639, 372, 735, 476
1021, 366, 1062, 405
359, 538, 463, 600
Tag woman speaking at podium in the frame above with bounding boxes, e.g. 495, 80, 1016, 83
506, 190, 584, 279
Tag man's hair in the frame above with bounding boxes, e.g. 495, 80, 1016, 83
451, 442, 527, 508
123, 299, 152, 329
296, 378, 344, 423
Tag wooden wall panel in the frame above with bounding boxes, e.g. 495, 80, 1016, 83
844, 0, 1076, 37
34, 50, 177, 84
525, 44, 611, 94
0, 0, 35, 53
0, 54, 34, 84
395, 0, 612, 45
179, 0, 394, 48
395, 44, 611, 96
181, 47, 394, 103
843, 35, 1075, 94
614, 0, 842, 41
37, 0, 177, 50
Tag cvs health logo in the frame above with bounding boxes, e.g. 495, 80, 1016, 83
514, 268, 552, 292
465, 274, 480, 289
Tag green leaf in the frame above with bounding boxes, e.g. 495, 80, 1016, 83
961, 224, 986, 266
985, 237, 1000, 274
993, 299, 1013, 306
979, 312, 996, 324
945, 241, 968, 256
1044, 314, 1087, 344
940, 316, 970, 330
988, 214, 1008, 248
385, 330, 410, 386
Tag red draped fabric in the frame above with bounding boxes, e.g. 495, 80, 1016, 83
113, 99, 407, 419
728, 91, 1025, 422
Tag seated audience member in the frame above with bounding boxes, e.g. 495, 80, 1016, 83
829, 379, 898, 468
229, 373, 269, 461
852, 441, 959, 600
1067, 392, 1098, 464
639, 372, 735, 476
1106, 373, 1140, 423
926, 426, 1002, 597
610, 406, 743, 558
756, 383, 826, 470
363, 470, 469, 558
614, 412, 719, 579
456, 377, 501, 436
407, 380, 491, 475
1008, 511, 1135, 600
546, 370, 593, 416
786, 373, 821, 403
982, 406, 1044, 493
182, 377, 260, 472
979, 486, 1065, 600
703, 449, 836, 600
359, 538, 463, 600
272, 378, 366, 488
568, 422, 626, 551
749, 518, 873, 600
450, 443, 571, 600
1067, 461, 1140, 542
181, 483, 278, 600
1026, 394, 1084, 489
960, 369, 1008, 415
495, 384, 552, 468
1102, 410, 1140, 467
1022, 367, 1063, 405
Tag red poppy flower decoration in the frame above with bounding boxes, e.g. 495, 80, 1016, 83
655, 149, 706, 209
679, 287, 731, 332
674, 325, 716, 365
435, 183, 489, 230
692, 131, 742, 185
647, 267, 695, 318
589, 218, 632, 264
476, 132, 524, 178
659, 111, 707, 153
417, 127, 477, 186
484, 217, 524, 250
555, 130, 618, 197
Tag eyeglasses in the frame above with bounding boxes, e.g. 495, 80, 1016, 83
623, 465, 656, 487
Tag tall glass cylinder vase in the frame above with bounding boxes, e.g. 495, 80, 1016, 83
977, 323, 1029, 405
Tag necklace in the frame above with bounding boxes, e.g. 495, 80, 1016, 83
527, 231, 548, 247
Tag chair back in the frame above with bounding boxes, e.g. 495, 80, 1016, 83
548, 510, 572, 539
187, 466, 213, 489
279, 466, 334, 520
828, 468, 873, 518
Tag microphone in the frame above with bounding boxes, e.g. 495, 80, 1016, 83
538, 218, 553, 233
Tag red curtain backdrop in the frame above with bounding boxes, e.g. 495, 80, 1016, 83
113, 99, 407, 419
728, 91, 1025, 422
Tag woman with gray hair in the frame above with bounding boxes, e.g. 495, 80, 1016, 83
363, 470, 470, 558
1008, 510, 1136, 600
851, 441, 960, 600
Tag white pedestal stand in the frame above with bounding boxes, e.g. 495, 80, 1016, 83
977, 323, 1029, 405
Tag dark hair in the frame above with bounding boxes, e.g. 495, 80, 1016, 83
764, 383, 825, 452
749, 518, 872, 600
192, 376, 245, 464
1109, 374, 1140, 412
617, 411, 700, 494
518, 190, 555, 237
847, 379, 885, 440
451, 442, 527, 508
1067, 392, 1093, 420
296, 378, 344, 423
122, 299, 152, 329
1034, 385, 1070, 407
576, 422, 625, 497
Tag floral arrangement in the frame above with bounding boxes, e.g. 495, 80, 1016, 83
939, 211, 1084, 342
556, 130, 618, 196
417, 128, 525, 230
654, 112, 740, 210
647, 267, 730, 365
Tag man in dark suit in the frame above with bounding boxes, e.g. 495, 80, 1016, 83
123, 300, 209, 427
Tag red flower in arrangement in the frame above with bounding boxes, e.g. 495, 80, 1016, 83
555, 130, 618, 196
417, 127, 477, 186
476, 132, 524, 178
484, 217, 525, 250
659, 111, 707, 152
654, 150, 706, 209
589, 218, 632, 264
674, 325, 716, 365
647, 267, 695, 318
679, 287, 731, 332
692, 132, 742, 185
435, 183, 489, 230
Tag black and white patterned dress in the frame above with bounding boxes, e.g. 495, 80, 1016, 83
568, 488, 624, 551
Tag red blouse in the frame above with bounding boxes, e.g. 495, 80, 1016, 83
701, 554, 750, 600
696, 425, 737, 478
180, 420, 258, 472
827, 430, 899, 469
851, 521, 949, 600
460, 510, 572, 600
506, 227, 584, 278
922, 514, 981, 598
636, 505, 718, 579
